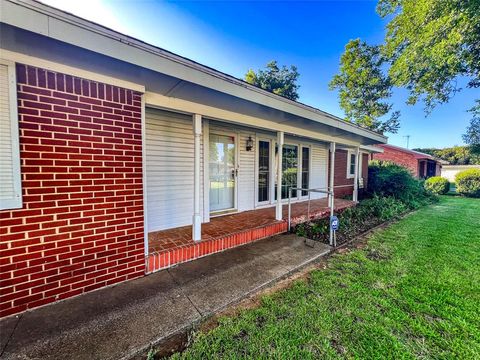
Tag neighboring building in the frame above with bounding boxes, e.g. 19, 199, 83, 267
0, 0, 386, 318
441, 165, 480, 183
372, 144, 443, 178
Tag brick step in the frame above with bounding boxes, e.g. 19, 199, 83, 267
147, 221, 288, 273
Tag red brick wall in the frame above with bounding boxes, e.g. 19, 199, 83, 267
328, 150, 369, 198
0, 64, 145, 318
332, 150, 353, 197
362, 153, 369, 190
372, 146, 419, 177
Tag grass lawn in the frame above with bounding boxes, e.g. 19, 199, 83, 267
172, 196, 480, 359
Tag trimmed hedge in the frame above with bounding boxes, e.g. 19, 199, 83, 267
455, 169, 480, 198
424, 176, 450, 195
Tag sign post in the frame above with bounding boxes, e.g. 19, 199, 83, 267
330, 215, 339, 247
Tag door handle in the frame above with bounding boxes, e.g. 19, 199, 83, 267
231, 169, 238, 178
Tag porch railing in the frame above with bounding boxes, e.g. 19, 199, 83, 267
287, 184, 354, 247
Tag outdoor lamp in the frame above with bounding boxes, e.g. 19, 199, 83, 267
246, 136, 253, 151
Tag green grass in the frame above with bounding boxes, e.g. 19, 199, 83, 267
172, 197, 480, 359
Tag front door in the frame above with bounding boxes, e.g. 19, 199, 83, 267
209, 133, 236, 212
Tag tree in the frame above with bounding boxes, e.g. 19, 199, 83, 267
331, 0, 479, 135
463, 101, 480, 153
413, 146, 480, 165
329, 39, 400, 134
245, 61, 300, 101
378, 0, 480, 112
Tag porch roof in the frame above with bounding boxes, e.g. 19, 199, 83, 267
2, 0, 387, 146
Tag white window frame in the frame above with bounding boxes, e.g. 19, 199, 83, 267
255, 135, 276, 207
0, 60, 22, 210
208, 130, 240, 215
346, 150, 362, 179
280, 142, 300, 201
299, 145, 312, 198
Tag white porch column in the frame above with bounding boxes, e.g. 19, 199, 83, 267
353, 146, 360, 202
329, 142, 336, 246
329, 142, 336, 207
275, 131, 284, 221
193, 114, 202, 241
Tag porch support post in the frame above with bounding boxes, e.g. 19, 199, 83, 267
329, 142, 336, 246
329, 142, 336, 207
353, 146, 360, 202
275, 131, 284, 221
193, 114, 202, 241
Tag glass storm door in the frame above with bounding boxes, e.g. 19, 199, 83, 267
209, 133, 236, 212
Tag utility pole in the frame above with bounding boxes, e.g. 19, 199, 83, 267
403, 135, 411, 149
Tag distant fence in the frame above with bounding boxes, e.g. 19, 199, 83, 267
441, 165, 480, 183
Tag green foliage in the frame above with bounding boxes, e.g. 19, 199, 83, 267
245, 61, 300, 101
378, 0, 480, 112
336, 195, 409, 240
329, 39, 400, 134
463, 101, 480, 154
412, 145, 480, 165
295, 219, 330, 241
455, 168, 480, 198
146, 348, 155, 360
332, 0, 479, 136
294, 192, 436, 245
424, 176, 450, 195
173, 197, 480, 359
367, 160, 435, 208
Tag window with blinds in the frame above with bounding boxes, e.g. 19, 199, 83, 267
0, 62, 22, 210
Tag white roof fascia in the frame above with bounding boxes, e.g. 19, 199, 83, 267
1, 0, 387, 144
337, 145, 384, 153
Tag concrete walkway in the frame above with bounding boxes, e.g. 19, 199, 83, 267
0, 234, 331, 360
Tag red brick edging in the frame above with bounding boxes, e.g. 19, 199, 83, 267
147, 222, 288, 273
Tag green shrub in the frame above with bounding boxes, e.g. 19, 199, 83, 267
295, 195, 409, 245
424, 176, 450, 195
455, 169, 480, 198
367, 160, 436, 208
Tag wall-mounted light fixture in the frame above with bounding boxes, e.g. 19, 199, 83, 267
246, 136, 253, 151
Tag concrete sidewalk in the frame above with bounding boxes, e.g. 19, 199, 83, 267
0, 234, 331, 360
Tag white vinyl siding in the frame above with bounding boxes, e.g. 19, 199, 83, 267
310, 143, 328, 199
0, 61, 22, 210
145, 108, 203, 232
145, 110, 329, 231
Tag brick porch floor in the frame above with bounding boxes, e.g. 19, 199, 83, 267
147, 197, 354, 273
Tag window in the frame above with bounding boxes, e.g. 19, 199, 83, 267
0, 61, 22, 210
346, 150, 362, 179
258, 140, 270, 203
301, 147, 310, 196
281, 144, 298, 199
349, 153, 356, 177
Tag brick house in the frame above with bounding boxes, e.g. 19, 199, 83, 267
0, 0, 387, 318
372, 144, 443, 178
330, 147, 382, 198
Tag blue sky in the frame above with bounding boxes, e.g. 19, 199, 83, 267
43, 0, 477, 149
